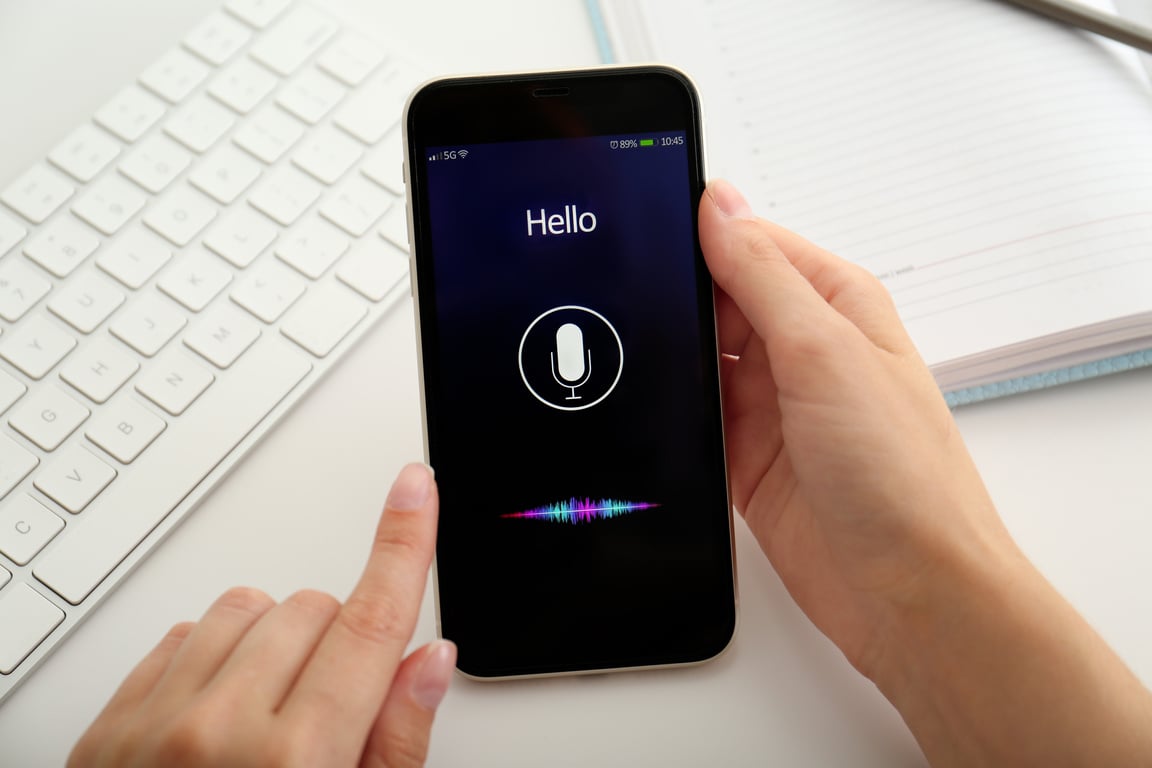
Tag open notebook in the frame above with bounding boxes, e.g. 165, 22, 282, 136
593, 0, 1152, 406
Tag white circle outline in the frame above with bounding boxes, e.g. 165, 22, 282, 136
518, 305, 623, 411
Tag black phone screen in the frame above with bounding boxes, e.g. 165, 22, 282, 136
407, 69, 735, 677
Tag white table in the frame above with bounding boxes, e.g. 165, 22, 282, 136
0, 1, 1149, 765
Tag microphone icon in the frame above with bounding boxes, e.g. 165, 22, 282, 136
518, 305, 622, 411
551, 322, 592, 400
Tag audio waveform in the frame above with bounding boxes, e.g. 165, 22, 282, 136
502, 497, 660, 525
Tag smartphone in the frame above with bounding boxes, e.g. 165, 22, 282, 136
403, 66, 736, 678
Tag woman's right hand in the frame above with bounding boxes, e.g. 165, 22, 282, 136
699, 179, 1152, 766
699, 179, 1012, 675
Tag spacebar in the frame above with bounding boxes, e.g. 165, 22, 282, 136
35, 341, 312, 605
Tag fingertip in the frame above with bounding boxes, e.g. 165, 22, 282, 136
704, 178, 756, 219
386, 462, 435, 511
699, 179, 778, 282
165, 621, 196, 645
360, 640, 456, 767
410, 640, 457, 711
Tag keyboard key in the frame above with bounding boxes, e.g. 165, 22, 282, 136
189, 143, 262, 204
71, 175, 147, 235
0, 369, 28, 416
377, 201, 409, 252
157, 249, 232, 311
119, 134, 193, 194
95, 86, 167, 143
250, 6, 338, 76
277, 68, 346, 124
0, 496, 63, 566
337, 238, 407, 302
203, 206, 277, 267
361, 126, 404, 195
86, 397, 167, 464
231, 258, 306, 322
248, 165, 321, 225
110, 294, 187, 357
233, 106, 304, 163
48, 275, 126, 334
1, 165, 75, 225
334, 94, 393, 147
0, 259, 52, 322
48, 124, 122, 184
140, 47, 211, 104
35, 445, 117, 514
144, 185, 218, 246
36, 340, 311, 605
281, 282, 366, 357
9, 385, 90, 451
334, 62, 423, 145
165, 95, 236, 153
318, 33, 386, 86
135, 350, 215, 416
209, 57, 278, 114
224, 0, 292, 29
96, 228, 173, 290
276, 217, 348, 278
321, 173, 392, 237
23, 218, 100, 277
0, 436, 39, 498
293, 124, 362, 184
185, 303, 262, 369
0, 584, 64, 674
60, 337, 140, 404
0, 210, 26, 257
0, 316, 78, 379
184, 11, 252, 65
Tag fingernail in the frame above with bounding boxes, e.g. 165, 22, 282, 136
707, 179, 756, 219
386, 463, 433, 510
412, 640, 457, 710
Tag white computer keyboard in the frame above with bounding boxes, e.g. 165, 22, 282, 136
0, 0, 420, 703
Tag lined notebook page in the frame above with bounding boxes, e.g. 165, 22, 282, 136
604, 0, 1152, 384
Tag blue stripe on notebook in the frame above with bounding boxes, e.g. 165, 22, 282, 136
944, 348, 1152, 407
586, 0, 616, 63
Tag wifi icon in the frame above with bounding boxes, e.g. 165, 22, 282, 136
457, 148, 470, 159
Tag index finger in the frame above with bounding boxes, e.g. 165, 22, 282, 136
713, 284, 753, 360
281, 463, 438, 750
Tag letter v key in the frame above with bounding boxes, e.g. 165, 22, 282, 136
34, 445, 117, 514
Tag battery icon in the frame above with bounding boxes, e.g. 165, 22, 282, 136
640, 139, 655, 147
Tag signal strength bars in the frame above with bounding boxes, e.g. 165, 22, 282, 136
427, 148, 471, 161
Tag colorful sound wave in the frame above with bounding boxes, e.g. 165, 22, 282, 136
502, 497, 660, 525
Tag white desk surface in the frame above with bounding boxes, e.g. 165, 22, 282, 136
0, 1, 1150, 766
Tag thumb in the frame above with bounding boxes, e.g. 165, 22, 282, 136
700, 180, 917, 358
699, 180, 852, 361
360, 640, 456, 768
